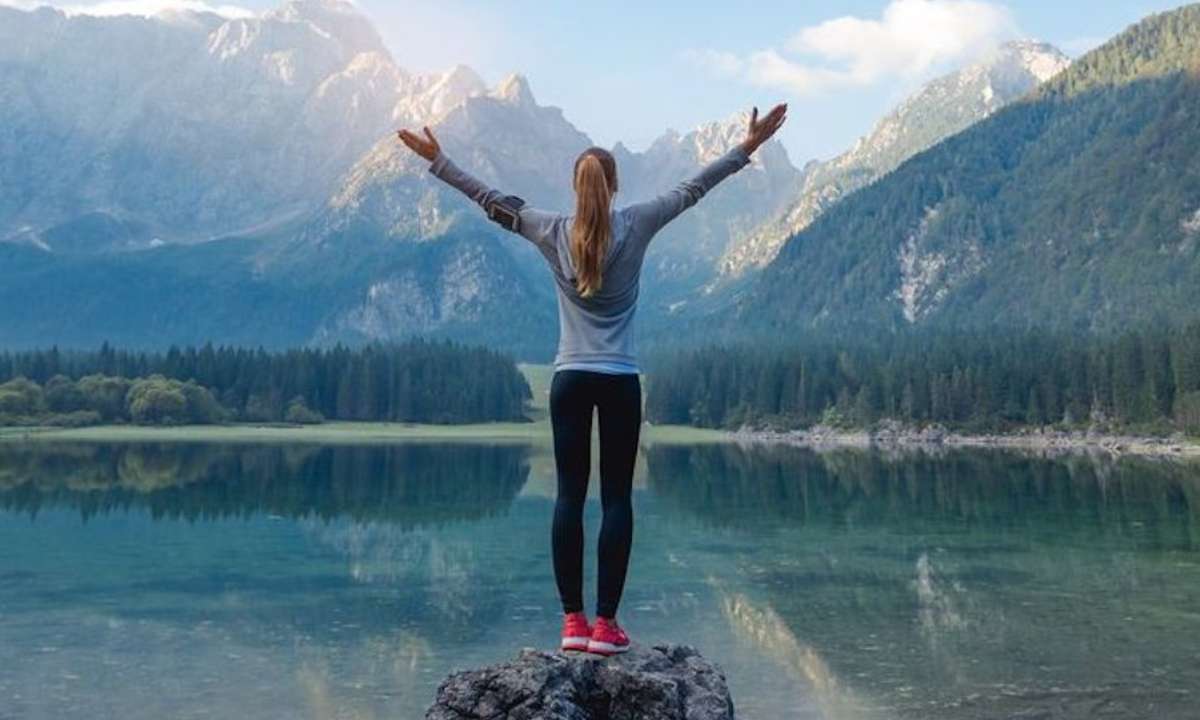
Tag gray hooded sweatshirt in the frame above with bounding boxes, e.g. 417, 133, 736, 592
428, 145, 752, 371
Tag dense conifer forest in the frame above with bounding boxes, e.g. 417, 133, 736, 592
645, 325, 1200, 436
0, 340, 531, 426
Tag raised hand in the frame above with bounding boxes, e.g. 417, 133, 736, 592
397, 126, 441, 162
740, 103, 788, 156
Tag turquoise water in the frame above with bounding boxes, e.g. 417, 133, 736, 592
1, 441, 1198, 719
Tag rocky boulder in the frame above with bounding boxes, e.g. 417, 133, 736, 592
425, 643, 736, 720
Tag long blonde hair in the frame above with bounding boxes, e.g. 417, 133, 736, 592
570, 147, 617, 298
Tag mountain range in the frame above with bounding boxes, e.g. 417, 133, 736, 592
0, 0, 810, 353
4, 0, 1191, 357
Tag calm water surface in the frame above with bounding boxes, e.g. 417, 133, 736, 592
1, 440, 1198, 719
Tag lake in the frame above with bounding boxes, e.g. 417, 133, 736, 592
1, 440, 1198, 719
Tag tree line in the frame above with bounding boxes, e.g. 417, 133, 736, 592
644, 325, 1200, 436
0, 340, 531, 427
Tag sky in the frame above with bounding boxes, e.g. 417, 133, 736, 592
2, 0, 1190, 163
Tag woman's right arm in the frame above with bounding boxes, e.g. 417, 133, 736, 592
399, 126, 561, 251
624, 103, 788, 242
426, 152, 560, 248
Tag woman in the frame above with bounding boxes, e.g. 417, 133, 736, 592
398, 103, 787, 655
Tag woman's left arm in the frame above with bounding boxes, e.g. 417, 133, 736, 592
621, 103, 788, 243
398, 127, 559, 249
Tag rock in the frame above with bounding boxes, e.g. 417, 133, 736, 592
425, 643, 736, 720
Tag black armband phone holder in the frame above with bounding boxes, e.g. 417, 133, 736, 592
486, 195, 526, 233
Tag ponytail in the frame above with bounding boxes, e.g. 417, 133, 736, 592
570, 149, 616, 299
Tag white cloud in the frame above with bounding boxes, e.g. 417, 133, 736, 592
689, 0, 1016, 96
0, 0, 253, 19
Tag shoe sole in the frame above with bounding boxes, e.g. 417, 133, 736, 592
561, 637, 591, 652
587, 640, 630, 656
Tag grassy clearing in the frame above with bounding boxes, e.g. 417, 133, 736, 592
0, 366, 729, 446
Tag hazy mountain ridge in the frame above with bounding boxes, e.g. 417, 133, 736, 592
0, 0, 798, 354
717, 41, 1071, 282
0, 0, 492, 251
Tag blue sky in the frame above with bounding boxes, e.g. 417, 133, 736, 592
6, 0, 1190, 162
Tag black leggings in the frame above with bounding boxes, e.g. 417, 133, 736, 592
549, 369, 641, 619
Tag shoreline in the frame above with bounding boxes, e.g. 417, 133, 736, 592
726, 425, 1200, 458
3, 421, 1197, 457
0, 420, 730, 446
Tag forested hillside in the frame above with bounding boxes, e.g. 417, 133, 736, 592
724, 5, 1200, 336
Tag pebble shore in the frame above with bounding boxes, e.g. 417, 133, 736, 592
728, 422, 1200, 457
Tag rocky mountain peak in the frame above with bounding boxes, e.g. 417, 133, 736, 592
260, 0, 387, 57
265, 0, 361, 22
993, 40, 1072, 82
490, 72, 535, 106
435, 64, 489, 100
392, 64, 489, 124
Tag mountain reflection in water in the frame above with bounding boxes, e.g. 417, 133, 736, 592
1, 441, 1197, 719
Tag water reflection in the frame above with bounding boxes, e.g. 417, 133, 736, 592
0, 442, 529, 526
0, 441, 542, 720
719, 588, 885, 720
1, 441, 1198, 719
646, 444, 1200, 545
646, 444, 1200, 719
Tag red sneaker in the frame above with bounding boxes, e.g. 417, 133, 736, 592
587, 616, 631, 656
561, 612, 592, 652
